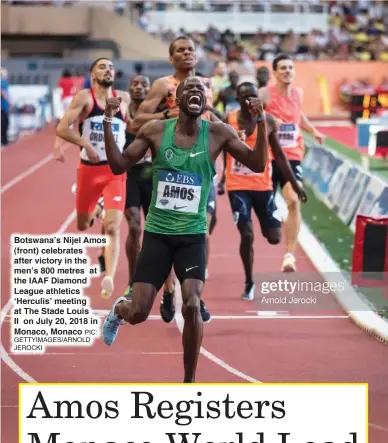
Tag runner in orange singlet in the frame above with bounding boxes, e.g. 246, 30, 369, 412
219, 82, 306, 300
259, 54, 324, 272
55, 58, 130, 299
132, 36, 217, 324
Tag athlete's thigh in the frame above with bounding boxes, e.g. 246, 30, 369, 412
133, 231, 174, 292
282, 167, 302, 208
228, 190, 253, 229
139, 178, 153, 218
173, 234, 207, 285
76, 164, 104, 215
102, 167, 126, 212
251, 190, 281, 234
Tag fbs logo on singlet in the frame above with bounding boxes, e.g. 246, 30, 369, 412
165, 173, 175, 182
156, 169, 202, 214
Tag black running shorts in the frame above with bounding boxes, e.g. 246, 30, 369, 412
228, 190, 281, 230
125, 163, 153, 213
132, 231, 206, 291
272, 160, 303, 191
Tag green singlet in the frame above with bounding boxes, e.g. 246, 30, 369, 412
144, 118, 215, 235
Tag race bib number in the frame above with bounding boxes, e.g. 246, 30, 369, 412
156, 170, 202, 214
278, 123, 298, 148
89, 121, 120, 146
231, 159, 260, 176
82, 117, 126, 162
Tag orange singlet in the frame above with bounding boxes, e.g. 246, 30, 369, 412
265, 85, 304, 161
225, 110, 272, 192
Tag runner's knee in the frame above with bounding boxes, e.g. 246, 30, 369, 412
77, 222, 89, 231
181, 281, 202, 322
239, 223, 254, 245
129, 219, 141, 239
77, 216, 92, 231
283, 185, 300, 212
125, 208, 141, 239
287, 197, 300, 213
127, 295, 152, 325
264, 229, 281, 245
103, 220, 120, 236
182, 293, 201, 322
128, 308, 149, 325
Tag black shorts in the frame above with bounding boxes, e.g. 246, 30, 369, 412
272, 160, 303, 191
228, 190, 281, 230
133, 231, 206, 291
125, 163, 153, 214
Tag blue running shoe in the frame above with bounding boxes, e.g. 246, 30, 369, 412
103, 296, 126, 345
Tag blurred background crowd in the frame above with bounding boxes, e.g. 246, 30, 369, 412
2, 0, 388, 145
5, 0, 388, 63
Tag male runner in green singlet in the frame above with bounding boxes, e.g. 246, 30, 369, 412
101, 77, 267, 383
132, 35, 216, 324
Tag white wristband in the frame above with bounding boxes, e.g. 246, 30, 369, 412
103, 115, 112, 123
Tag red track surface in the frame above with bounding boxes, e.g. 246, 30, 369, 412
317, 126, 358, 149
1, 128, 388, 442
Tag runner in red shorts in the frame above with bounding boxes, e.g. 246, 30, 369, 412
55, 57, 130, 299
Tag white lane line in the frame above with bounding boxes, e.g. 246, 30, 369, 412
1, 143, 72, 194
1, 155, 54, 194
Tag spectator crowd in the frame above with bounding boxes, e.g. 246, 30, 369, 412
133, 1, 388, 63
6, 1, 388, 64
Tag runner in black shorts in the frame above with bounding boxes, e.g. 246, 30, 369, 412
101, 76, 269, 383
123, 75, 152, 297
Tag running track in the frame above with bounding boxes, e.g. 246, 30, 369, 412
1, 127, 388, 442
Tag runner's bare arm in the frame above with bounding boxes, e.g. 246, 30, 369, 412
104, 116, 157, 175
266, 114, 307, 203
219, 122, 267, 173
300, 111, 324, 143
116, 90, 131, 119
56, 90, 90, 147
258, 86, 270, 108
300, 111, 315, 133
219, 97, 267, 172
132, 78, 175, 132
217, 149, 227, 195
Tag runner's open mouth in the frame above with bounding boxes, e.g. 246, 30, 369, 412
188, 94, 202, 110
